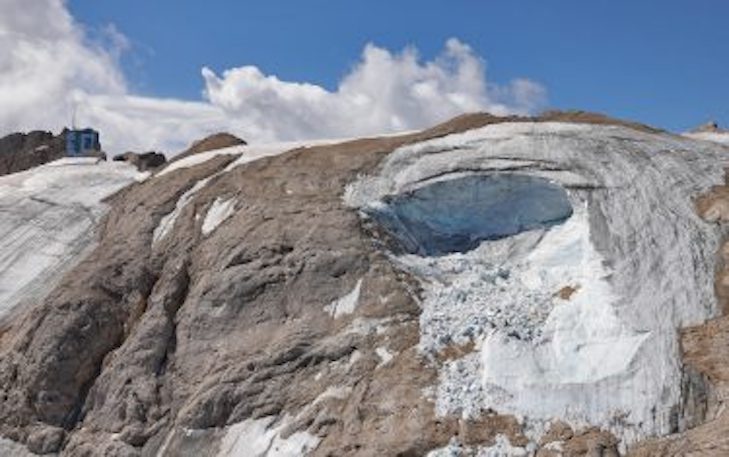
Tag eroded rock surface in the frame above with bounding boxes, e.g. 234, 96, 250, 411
0, 130, 66, 176
113, 152, 167, 172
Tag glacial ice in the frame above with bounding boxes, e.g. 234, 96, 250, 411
153, 176, 212, 245
157, 145, 246, 176
375, 346, 395, 367
0, 159, 143, 321
346, 121, 729, 447
215, 416, 320, 457
363, 174, 573, 256
324, 278, 362, 318
202, 196, 236, 235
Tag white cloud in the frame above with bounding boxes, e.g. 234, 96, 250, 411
202, 39, 547, 142
75, 93, 232, 154
0, 0, 124, 131
0, 0, 547, 155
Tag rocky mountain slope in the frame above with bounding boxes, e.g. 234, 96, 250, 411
1, 113, 729, 456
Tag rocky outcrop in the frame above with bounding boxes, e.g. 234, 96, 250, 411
0, 130, 66, 176
113, 151, 167, 172
1, 112, 729, 456
173, 133, 247, 162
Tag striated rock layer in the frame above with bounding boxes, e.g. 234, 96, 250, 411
0, 113, 728, 456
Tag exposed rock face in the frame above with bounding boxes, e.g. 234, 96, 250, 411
1, 112, 729, 456
0, 130, 66, 176
364, 174, 573, 255
174, 133, 247, 161
113, 151, 167, 172
346, 120, 726, 450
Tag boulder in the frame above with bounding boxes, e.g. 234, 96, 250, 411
113, 151, 167, 171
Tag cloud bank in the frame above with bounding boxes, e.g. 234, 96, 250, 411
0, 0, 546, 155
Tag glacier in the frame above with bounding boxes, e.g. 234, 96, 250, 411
0, 158, 144, 322
363, 174, 573, 256
346, 121, 729, 447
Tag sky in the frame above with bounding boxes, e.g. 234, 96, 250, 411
1, 0, 728, 154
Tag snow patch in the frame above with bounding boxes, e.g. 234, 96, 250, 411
216, 416, 319, 457
348, 349, 363, 366
426, 438, 462, 457
403, 205, 612, 355
157, 145, 246, 177
158, 138, 340, 178
223, 140, 325, 172
324, 279, 362, 318
363, 174, 572, 255
152, 177, 212, 245
202, 197, 236, 235
375, 346, 395, 367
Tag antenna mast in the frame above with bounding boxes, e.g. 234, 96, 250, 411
71, 103, 78, 130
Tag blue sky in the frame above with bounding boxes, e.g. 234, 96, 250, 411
67, 0, 729, 132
